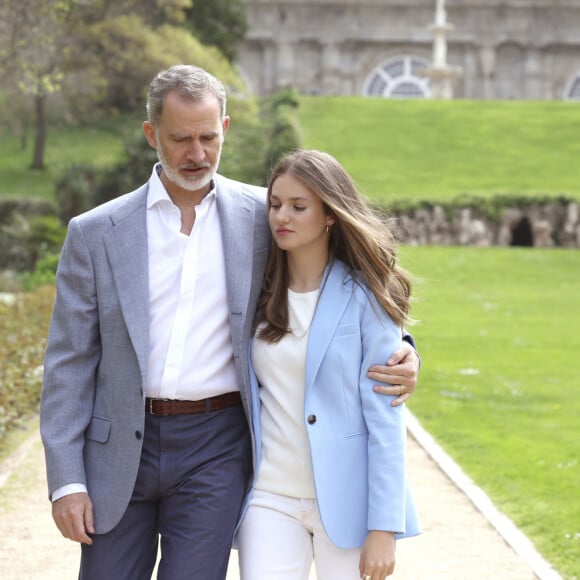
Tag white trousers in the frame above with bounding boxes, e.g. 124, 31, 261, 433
237, 489, 361, 580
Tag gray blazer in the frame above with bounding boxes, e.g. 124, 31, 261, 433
40, 173, 270, 534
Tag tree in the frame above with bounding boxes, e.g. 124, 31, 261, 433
42, 0, 197, 115
0, 0, 247, 170
261, 88, 301, 184
82, 16, 244, 112
185, 0, 248, 62
0, 0, 76, 169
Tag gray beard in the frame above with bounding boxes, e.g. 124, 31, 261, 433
156, 147, 219, 193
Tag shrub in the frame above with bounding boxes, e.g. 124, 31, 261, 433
0, 198, 56, 226
0, 213, 66, 271
0, 199, 59, 270
91, 130, 157, 207
54, 164, 100, 224
21, 253, 60, 291
0, 286, 55, 450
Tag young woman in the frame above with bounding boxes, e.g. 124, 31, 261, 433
237, 149, 420, 580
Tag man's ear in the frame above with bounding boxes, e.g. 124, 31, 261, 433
143, 121, 157, 149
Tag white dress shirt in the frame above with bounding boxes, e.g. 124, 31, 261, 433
145, 164, 238, 400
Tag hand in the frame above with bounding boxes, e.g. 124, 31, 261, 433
368, 342, 420, 407
359, 530, 395, 579
52, 492, 94, 545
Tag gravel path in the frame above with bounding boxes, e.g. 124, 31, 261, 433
0, 416, 557, 579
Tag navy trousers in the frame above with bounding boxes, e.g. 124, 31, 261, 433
79, 405, 252, 580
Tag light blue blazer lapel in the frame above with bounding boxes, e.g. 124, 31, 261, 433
104, 186, 150, 385
305, 260, 353, 390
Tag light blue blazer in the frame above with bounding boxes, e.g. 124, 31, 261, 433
246, 259, 421, 549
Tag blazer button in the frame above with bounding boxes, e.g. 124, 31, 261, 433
135, 431, 142, 440
307, 414, 317, 425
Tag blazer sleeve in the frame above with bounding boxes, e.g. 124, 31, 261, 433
402, 330, 416, 349
357, 289, 408, 534
40, 218, 101, 495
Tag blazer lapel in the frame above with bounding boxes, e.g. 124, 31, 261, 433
216, 177, 257, 324
104, 186, 150, 383
305, 261, 352, 389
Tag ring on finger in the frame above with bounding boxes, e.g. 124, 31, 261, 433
399, 385, 405, 396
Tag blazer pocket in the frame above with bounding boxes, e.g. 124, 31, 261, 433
334, 323, 357, 337
86, 416, 112, 444
345, 431, 365, 440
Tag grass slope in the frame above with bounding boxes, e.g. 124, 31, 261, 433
298, 97, 580, 202
401, 246, 580, 578
3, 99, 579, 204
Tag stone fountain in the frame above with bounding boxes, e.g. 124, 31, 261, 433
420, 0, 463, 99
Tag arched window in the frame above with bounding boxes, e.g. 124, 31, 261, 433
363, 56, 431, 98
564, 72, 580, 100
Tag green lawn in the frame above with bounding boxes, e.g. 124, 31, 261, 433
3, 99, 580, 204
401, 245, 580, 578
0, 118, 135, 201
298, 97, 580, 203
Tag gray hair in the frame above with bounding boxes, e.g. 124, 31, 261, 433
146, 64, 227, 126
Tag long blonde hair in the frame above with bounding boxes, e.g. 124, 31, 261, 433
255, 149, 413, 342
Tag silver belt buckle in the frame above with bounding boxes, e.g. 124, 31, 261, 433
149, 398, 169, 416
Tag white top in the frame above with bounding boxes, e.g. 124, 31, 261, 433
145, 164, 238, 400
252, 288, 320, 498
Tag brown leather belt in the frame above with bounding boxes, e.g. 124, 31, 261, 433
145, 392, 242, 416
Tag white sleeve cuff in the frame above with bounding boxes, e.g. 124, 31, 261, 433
51, 483, 88, 502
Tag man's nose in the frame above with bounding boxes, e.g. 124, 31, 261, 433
185, 141, 205, 162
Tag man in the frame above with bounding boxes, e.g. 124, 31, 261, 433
40, 64, 419, 580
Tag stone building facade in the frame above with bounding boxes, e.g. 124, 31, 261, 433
238, 0, 580, 100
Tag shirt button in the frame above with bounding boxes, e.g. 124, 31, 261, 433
135, 431, 142, 440
307, 414, 317, 425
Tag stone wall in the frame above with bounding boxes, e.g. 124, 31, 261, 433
390, 201, 580, 247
